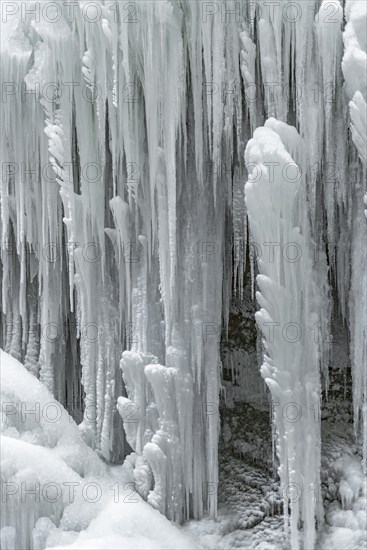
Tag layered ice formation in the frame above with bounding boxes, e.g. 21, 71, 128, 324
0, 1, 366, 549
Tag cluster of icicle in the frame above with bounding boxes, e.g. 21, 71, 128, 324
244, 1, 366, 549
0, 0, 243, 523
342, 0, 367, 476
0, 0, 366, 547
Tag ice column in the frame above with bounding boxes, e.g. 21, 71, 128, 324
245, 119, 324, 550
342, 0, 367, 472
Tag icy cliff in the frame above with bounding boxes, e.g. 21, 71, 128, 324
0, 1, 366, 549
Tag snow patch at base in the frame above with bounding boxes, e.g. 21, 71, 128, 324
0, 349, 197, 550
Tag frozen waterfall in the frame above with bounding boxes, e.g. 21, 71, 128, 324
0, 1, 366, 549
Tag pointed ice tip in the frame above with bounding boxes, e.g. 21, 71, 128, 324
105, 228, 117, 243
110, 195, 129, 214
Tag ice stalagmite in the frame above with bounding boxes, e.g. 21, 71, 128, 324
245, 119, 324, 550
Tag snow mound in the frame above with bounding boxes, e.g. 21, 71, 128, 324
1, 349, 104, 476
50, 498, 196, 550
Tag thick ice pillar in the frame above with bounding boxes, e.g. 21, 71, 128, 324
342, 0, 367, 472
245, 119, 325, 550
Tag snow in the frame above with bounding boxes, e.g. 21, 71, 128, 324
49, 499, 196, 550
0, 349, 197, 550
1, 349, 103, 472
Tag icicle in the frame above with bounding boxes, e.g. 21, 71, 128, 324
240, 28, 257, 131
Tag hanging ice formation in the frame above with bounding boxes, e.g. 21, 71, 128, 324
342, 0, 367, 475
1, 0, 237, 523
0, 0, 366, 548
